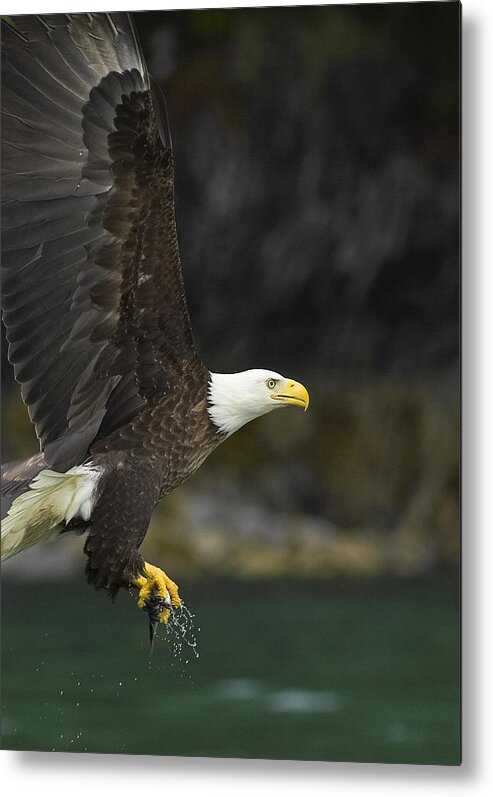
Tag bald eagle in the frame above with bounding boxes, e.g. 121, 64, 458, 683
0, 13, 309, 634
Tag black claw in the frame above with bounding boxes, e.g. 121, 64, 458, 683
148, 615, 159, 653
142, 591, 169, 652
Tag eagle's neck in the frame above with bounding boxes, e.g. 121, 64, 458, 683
207, 371, 267, 437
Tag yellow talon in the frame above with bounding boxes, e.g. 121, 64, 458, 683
132, 561, 181, 624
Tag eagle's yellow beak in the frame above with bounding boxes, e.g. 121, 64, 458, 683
271, 379, 310, 411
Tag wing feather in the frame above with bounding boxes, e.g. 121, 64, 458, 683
1, 13, 206, 470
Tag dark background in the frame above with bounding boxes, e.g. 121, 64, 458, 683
2, 2, 460, 764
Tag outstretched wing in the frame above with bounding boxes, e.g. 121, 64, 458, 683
1, 13, 206, 471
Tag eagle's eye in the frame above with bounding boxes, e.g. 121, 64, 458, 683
266, 378, 277, 390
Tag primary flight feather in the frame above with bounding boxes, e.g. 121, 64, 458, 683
1, 13, 309, 630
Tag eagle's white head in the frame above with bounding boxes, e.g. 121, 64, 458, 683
208, 369, 309, 436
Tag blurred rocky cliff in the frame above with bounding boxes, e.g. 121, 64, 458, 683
1, 3, 460, 580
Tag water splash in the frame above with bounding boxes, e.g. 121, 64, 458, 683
148, 601, 200, 670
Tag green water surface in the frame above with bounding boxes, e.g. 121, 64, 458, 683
1, 576, 460, 764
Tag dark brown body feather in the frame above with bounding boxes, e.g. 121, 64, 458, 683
1, 13, 222, 591
85, 385, 220, 591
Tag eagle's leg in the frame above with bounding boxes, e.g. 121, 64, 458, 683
132, 561, 182, 625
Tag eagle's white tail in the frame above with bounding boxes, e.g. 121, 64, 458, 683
1, 465, 101, 561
